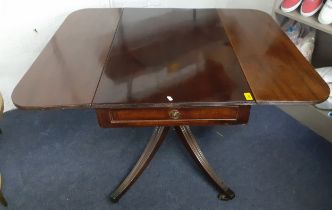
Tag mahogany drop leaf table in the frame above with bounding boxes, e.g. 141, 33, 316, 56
12, 8, 329, 202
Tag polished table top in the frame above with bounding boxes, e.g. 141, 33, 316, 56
94, 9, 252, 108
12, 8, 330, 109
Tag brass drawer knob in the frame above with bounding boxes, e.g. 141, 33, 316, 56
169, 109, 181, 120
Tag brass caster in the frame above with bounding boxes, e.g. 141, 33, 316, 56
110, 194, 119, 203
218, 189, 235, 201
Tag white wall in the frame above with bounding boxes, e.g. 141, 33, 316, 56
112, 0, 274, 11
0, 0, 274, 111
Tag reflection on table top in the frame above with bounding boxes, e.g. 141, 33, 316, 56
93, 9, 252, 108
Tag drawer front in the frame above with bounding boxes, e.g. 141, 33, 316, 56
96, 106, 250, 127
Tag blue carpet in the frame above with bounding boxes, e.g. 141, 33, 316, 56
0, 106, 332, 210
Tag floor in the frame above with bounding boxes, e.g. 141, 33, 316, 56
279, 104, 332, 143
0, 105, 332, 210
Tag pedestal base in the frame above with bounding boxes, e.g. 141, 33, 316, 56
110, 126, 234, 202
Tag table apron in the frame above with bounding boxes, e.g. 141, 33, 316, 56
96, 106, 251, 127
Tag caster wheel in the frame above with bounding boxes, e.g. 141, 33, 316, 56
110, 193, 119, 203
218, 189, 235, 201
110, 196, 119, 203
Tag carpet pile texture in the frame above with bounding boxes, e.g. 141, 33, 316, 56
0, 106, 331, 210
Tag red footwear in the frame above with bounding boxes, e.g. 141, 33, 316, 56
301, 0, 323, 16
281, 0, 303, 12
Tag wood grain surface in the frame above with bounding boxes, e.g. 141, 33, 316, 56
96, 106, 251, 127
92, 9, 253, 108
12, 9, 330, 110
219, 9, 330, 104
12, 9, 122, 109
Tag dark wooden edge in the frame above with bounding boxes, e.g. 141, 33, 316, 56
237, 105, 251, 123
91, 101, 255, 109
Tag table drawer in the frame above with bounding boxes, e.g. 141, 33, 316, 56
96, 106, 250, 127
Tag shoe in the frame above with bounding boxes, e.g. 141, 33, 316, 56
318, 0, 332, 24
281, 0, 303, 12
315, 67, 332, 110
316, 67, 332, 83
301, 0, 323, 17
315, 83, 332, 110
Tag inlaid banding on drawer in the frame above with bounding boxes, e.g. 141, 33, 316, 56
96, 106, 251, 127
110, 107, 239, 121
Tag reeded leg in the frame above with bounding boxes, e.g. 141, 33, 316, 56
0, 173, 8, 207
175, 126, 235, 201
110, 126, 170, 202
